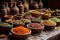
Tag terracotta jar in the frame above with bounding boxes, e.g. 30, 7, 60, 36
0, 4, 7, 18
23, 0, 29, 12
18, 1, 24, 14
11, 2, 19, 15
4, 2, 10, 15
30, 0, 33, 5
39, 0, 43, 9
42, 12, 51, 20
29, 0, 34, 10
32, 2, 39, 10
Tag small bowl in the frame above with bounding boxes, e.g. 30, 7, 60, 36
56, 22, 60, 26
14, 14, 23, 20
42, 12, 51, 20
11, 28, 31, 40
29, 10, 41, 17
27, 23, 44, 34
41, 20, 56, 31
1, 15, 13, 22
0, 23, 13, 35
42, 23, 56, 31
31, 13, 41, 17
49, 16, 60, 26
12, 20, 24, 27
55, 16, 60, 26
44, 25, 56, 31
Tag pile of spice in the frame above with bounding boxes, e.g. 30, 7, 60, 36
13, 26, 30, 34
42, 20, 56, 26
0, 23, 11, 27
13, 20, 23, 24
25, 15, 34, 19
29, 23, 43, 29
49, 17, 60, 22
21, 18, 31, 23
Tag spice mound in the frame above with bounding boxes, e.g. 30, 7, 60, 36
13, 26, 30, 34
42, 20, 56, 26
49, 17, 60, 22
29, 23, 43, 29
0, 23, 11, 27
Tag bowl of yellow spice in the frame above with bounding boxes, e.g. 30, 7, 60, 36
41, 20, 56, 31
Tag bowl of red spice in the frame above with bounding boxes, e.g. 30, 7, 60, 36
27, 23, 44, 34
11, 26, 31, 40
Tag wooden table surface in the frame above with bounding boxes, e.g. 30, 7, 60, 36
0, 27, 60, 40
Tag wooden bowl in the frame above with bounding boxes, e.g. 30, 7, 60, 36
44, 25, 56, 31
41, 20, 56, 31
27, 23, 44, 34
56, 22, 60, 26
11, 28, 31, 40
29, 10, 41, 17
0, 23, 13, 35
1, 15, 13, 22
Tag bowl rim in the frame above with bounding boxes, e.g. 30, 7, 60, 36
11, 28, 31, 35
27, 23, 44, 29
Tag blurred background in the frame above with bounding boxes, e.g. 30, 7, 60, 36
0, 0, 60, 9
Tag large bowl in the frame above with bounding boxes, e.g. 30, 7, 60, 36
11, 28, 31, 40
27, 23, 44, 34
